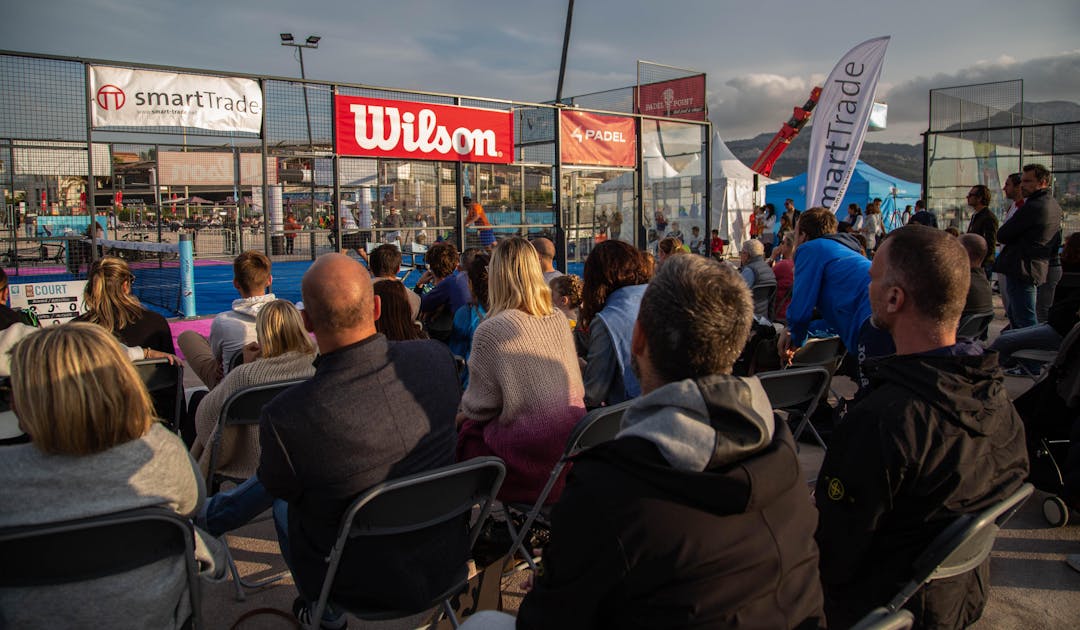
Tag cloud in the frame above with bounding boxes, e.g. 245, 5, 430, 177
708, 73, 825, 141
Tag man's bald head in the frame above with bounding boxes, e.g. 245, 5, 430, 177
301, 253, 375, 337
531, 237, 556, 272
958, 233, 987, 269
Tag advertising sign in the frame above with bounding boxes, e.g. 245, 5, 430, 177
157, 151, 277, 186
90, 66, 263, 133
635, 75, 707, 121
560, 110, 637, 168
334, 95, 514, 164
8, 280, 87, 326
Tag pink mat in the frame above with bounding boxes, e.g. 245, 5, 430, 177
167, 317, 214, 360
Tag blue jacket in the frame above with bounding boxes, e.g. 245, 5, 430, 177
788, 234, 872, 352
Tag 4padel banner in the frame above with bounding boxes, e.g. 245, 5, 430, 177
560, 110, 637, 167
805, 37, 890, 212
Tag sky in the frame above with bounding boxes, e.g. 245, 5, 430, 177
4, 0, 1079, 146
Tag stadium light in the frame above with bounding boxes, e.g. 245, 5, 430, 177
279, 33, 294, 43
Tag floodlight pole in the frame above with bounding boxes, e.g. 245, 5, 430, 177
555, 0, 574, 103
281, 34, 319, 258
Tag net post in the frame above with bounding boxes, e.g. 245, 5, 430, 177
179, 233, 196, 317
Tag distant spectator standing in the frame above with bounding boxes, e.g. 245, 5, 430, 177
997, 172, 1025, 315
531, 237, 563, 283
463, 196, 495, 248
770, 232, 796, 322
283, 212, 300, 255
965, 184, 998, 278
994, 163, 1063, 329
909, 199, 938, 228
861, 202, 883, 252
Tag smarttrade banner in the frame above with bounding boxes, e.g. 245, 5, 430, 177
89, 66, 263, 133
335, 95, 514, 164
805, 36, 890, 212
560, 110, 637, 168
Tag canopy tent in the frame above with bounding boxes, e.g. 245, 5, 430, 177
710, 131, 772, 250
764, 160, 921, 232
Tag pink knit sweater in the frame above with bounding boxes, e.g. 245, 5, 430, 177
459, 309, 586, 504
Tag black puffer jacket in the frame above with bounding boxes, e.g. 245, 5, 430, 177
518, 375, 825, 630
816, 349, 1029, 629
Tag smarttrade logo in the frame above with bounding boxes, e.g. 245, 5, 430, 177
95, 85, 261, 115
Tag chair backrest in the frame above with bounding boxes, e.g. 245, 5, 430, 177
0, 506, 202, 628
751, 282, 777, 321
227, 350, 244, 372
956, 311, 994, 340
565, 400, 633, 458
134, 359, 184, 430
886, 483, 1034, 612
757, 366, 832, 412
207, 379, 306, 490
789, 336, 843, 371
851, 607, 915, 630
310, 457, 506, 623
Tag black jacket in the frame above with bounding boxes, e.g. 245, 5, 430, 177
815, 349, 1029, 629
994, 188, 1062, 284
965, 207, 998, 267
518, 375, 825, 630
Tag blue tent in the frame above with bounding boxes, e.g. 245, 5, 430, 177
764, 161, 921, 232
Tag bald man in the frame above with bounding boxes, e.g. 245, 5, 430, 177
531, 237, 564, 283
257, 253, 466, 625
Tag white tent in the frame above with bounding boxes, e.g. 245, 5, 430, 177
710, 131, 772, 250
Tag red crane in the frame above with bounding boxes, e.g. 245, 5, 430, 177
751, 87, 822, 177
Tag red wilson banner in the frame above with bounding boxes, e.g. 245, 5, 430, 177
335, 95, 514, 164
635, 75, 707, 121
560, 110, 637, 167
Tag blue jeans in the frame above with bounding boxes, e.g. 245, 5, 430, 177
1004, 276, 1038, 329
989, 323, 1063, 366
201, 475, 274, 537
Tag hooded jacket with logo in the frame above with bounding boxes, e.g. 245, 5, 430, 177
518, 375, 825, 630
815, 349, 1029, 629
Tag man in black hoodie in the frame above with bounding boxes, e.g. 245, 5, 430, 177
815, 225, 1029, 629
512, 254, 825, 630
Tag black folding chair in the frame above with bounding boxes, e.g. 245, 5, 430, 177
751, 282, 778, 321
957, 310, 994, 341
504, 399, 632, 573
757, 366, 833, 450
134, 358, 185, 431
307, 456, 506, 630
789, 335, 844, 372
880, 483, 1034, 617
0, 506, 203, 629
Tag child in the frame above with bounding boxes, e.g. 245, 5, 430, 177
549, 274, 583, 330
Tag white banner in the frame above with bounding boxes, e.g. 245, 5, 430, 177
90, 66, 263, 133
805, 37, 890, 212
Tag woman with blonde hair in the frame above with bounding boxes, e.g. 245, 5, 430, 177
75, 255, 174, 354
456, 237, 585, 504
189, 300, 315, 484
0, 323, 220, 628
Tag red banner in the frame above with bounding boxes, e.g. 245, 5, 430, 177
335, 95, 513, 164
560, 110, 637, 167
635, 75, 707, 121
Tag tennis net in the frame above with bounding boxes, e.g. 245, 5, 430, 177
99, 239, 186, 316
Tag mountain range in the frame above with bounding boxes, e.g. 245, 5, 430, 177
723, 100, 1080, 183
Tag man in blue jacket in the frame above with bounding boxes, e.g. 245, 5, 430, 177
778, 207, 894, 388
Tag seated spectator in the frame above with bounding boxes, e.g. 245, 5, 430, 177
179, 250, 275, 388
579, 240, 652, 408
471, 254, 825, 630
991, 231, 1080, 369
687, 225, 705, 255
189, 300, 316, 481
531, 237, 563, 283
260, 253, 463, 625
738, 238, 777, 320
958, 233, 993, 319
374, 280, 427, 341
449, 251, 490, 387
816, 226, 1028, 628
456, 238, 585, 505
656, 236, 685, 265
549, 274, 583, 330
75, 256, 173, 354
416, 241, 469, 342
0, 323, 223, 628
710, 228, 726, 259
369, 243, 421, 321
770, 232, 795, 322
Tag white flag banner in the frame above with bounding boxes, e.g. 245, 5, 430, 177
90, 66, 263, 133
805, 36, 890, 213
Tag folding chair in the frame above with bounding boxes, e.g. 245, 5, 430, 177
957, 310, 994, 341
0, 506, 203, 629
1010, 349, 1058, 381
307, 456, 506, 630
134, 358, 185, 431
850, 607, 915, 630
756, 366, 832, 450
504, 400, 632, 573
879, 483, 1034, 617
789, 335, 844, 372
751, 282, 778, 321
205, 379, 305, 600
